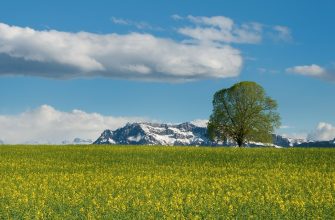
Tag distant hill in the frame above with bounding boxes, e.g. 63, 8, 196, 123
295, 139, 335, 148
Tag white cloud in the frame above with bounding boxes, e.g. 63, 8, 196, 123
286, 64, 326, 76
0, 105, 149, 144
178, 15, 262, 44
187, 15, 234, 30
175, 15, 292, 45
308, 122, 335, 141
286, 64, 335, 82
0, 22, 242, 81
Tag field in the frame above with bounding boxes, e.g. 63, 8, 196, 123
0, 146, 334, 219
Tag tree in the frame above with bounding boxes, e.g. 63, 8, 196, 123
207, 81, 280, 147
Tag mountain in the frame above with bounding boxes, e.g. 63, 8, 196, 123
0, 140, 4, 145
93, 122, 295, 147
93, 122, 215, 146
271, 135, 305, 147
295, 139, 335, 148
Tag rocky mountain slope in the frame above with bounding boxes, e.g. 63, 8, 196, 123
94, 122, 214, 146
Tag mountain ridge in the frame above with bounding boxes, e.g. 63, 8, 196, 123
94, 122, 326, 147
94, 122, 214, 146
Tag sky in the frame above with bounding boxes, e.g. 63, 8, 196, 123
0, 0, 335, 144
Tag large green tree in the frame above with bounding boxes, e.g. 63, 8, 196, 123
207, 81, 280, 147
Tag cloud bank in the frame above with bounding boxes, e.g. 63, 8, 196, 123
286, 64, 335, 81
0, 22, 242, 81
0, 105, 148, 144
308, 122, 335, 141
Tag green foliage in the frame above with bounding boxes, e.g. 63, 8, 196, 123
208, 81, 281, 147
0, 145, 334, 219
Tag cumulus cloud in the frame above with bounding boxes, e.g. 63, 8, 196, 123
286, 64, 326, 76
0, 22, 242, 81
0, 105, 149, 144
308, 122, 335, 141
286, 64, 335, 81
177, 15, 263, 44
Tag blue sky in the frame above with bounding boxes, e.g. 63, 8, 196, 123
0, 0, 335, 143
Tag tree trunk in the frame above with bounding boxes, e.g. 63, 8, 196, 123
237, 138, 243, 147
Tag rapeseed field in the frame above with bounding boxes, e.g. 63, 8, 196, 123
0, 146, 334, 219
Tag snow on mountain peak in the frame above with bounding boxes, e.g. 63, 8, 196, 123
94, 122, 212, 146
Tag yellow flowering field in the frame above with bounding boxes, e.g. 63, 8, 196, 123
0, 146, 334, 219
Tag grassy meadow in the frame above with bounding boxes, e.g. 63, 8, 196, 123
0, 145, 334, 219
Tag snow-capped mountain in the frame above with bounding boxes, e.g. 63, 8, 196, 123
271, 135, 305, 147
93, 122, 298, 147
93, 122, 214, 146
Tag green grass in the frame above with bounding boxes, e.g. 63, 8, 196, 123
0, 145, 334, 219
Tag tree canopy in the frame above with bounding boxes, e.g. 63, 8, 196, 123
207, 81, 280, 147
